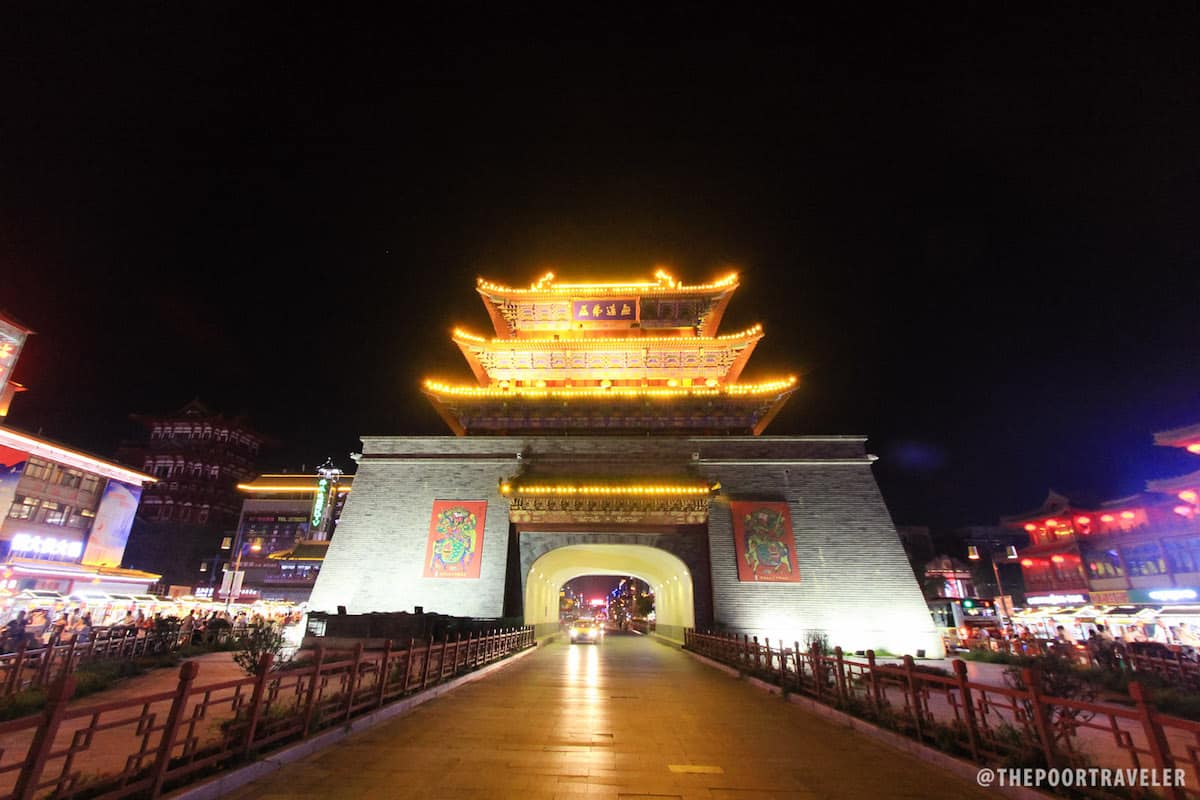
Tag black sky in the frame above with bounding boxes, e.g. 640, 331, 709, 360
1, 5, 1198, 531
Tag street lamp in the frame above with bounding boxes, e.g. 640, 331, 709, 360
223, 534, 262, 612
968, 543, 1019, 621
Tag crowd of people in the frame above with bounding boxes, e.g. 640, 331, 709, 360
0, 604, 303, 654
961, 619, 1200, 667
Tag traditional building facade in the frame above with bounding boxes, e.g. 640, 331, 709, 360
0, 426, 158, 594
1005, 422, 1200, 608
309, 271, 942, 656
116, 400, 264, 591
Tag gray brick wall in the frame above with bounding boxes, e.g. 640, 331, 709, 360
309, 435, 943, 656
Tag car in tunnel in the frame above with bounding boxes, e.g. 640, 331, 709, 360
568, 617, 603, 644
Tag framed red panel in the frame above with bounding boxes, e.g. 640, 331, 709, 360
422, 500, 487, 578
731, 501, 800, 583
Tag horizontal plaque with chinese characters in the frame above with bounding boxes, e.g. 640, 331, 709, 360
572, 299, 637, 322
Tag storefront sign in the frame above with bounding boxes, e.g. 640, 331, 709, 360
1088, 590, 1130, 605
10, 533, 84, 559
422, 500, 486, 578
1025, 593, 1087, 606
1130, 587, 1200, 604
572, 299, 637, 322
731, 501, 800, 583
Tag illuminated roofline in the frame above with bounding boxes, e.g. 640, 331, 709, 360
238, 484, 352, 494
500, 481, 718, 497
451, 323, 763, 345
0, 426, 156, 485
422, 376, 797, 398
476, 269, 739, 296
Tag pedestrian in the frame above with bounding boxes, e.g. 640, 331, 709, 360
1, 611, 27, 652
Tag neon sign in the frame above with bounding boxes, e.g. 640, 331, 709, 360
10, 533, 83, 559
1148, 589, 1198, 603
310, 478, 329, 529
1026, 593, 1086, 605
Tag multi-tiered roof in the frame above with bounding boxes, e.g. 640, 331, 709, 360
423, 270, 797, 435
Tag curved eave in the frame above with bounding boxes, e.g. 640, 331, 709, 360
421, 381, 797, 436
475, 281, 741, 337
450, 327, 764, 385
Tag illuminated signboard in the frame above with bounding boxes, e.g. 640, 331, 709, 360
0, 314, 30, 408
571, 299, 637, 322
1025, 593, 1087, 606
310, 477, 330, 529
1130, 587, 1200, 604
10, 533, 83, 560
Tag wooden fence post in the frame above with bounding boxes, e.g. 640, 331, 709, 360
833, 647, 847, 703
14, 672, 76, 800
242, 653, 275, 757
793, 641, 803, 690
5, 643, 26, 697
345, 643, 364, 721
402, 638, 416, 691
952, 659, 980, 761
1130, 682, 1184, 800
302, 646, 326, 737
378, 640, 393, 708
1020, 667, 1056, 770
61, 637, 78, 683
811, 643, 824, 701
866, 651, 883, 715
421, 636, 434, 689
903, 655, 924, 740
147, 660, 200, 798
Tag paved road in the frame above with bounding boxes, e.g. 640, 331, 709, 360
226, 632, 992, 800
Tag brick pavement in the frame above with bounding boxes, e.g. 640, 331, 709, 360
225, 633, 993, 800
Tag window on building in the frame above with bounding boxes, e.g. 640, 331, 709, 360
80, 474, 101, 495
7, 496, 38, 520
66, 509, 91, 528
209, 465, 220, 480
220, 536, 232, 549
216, 429, 228, 443
56, 469, 84, 489
40, 501, 67, 526
1122, 542, 1167, 577
1164, 538, 1200, 574
197, 507, 209, 524
1081, 545, 1125, 579
199, 562, 208, 572
23, 457, 53, 481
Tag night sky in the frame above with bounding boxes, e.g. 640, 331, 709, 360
2, 6, 1198, 533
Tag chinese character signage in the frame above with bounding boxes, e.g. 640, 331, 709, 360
311, 477, 331, 529
0, 315, 30, 409
423, 500, 486, 578
82, 479, 141, 566
731, 500, 800, 583
571, 299, 637, 322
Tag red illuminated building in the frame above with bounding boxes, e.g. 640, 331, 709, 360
1004, 422, 1200, 607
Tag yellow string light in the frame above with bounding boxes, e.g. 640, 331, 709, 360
422, 376, 797, 398
475, 271, 739, 295
451, 323, 763, 346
